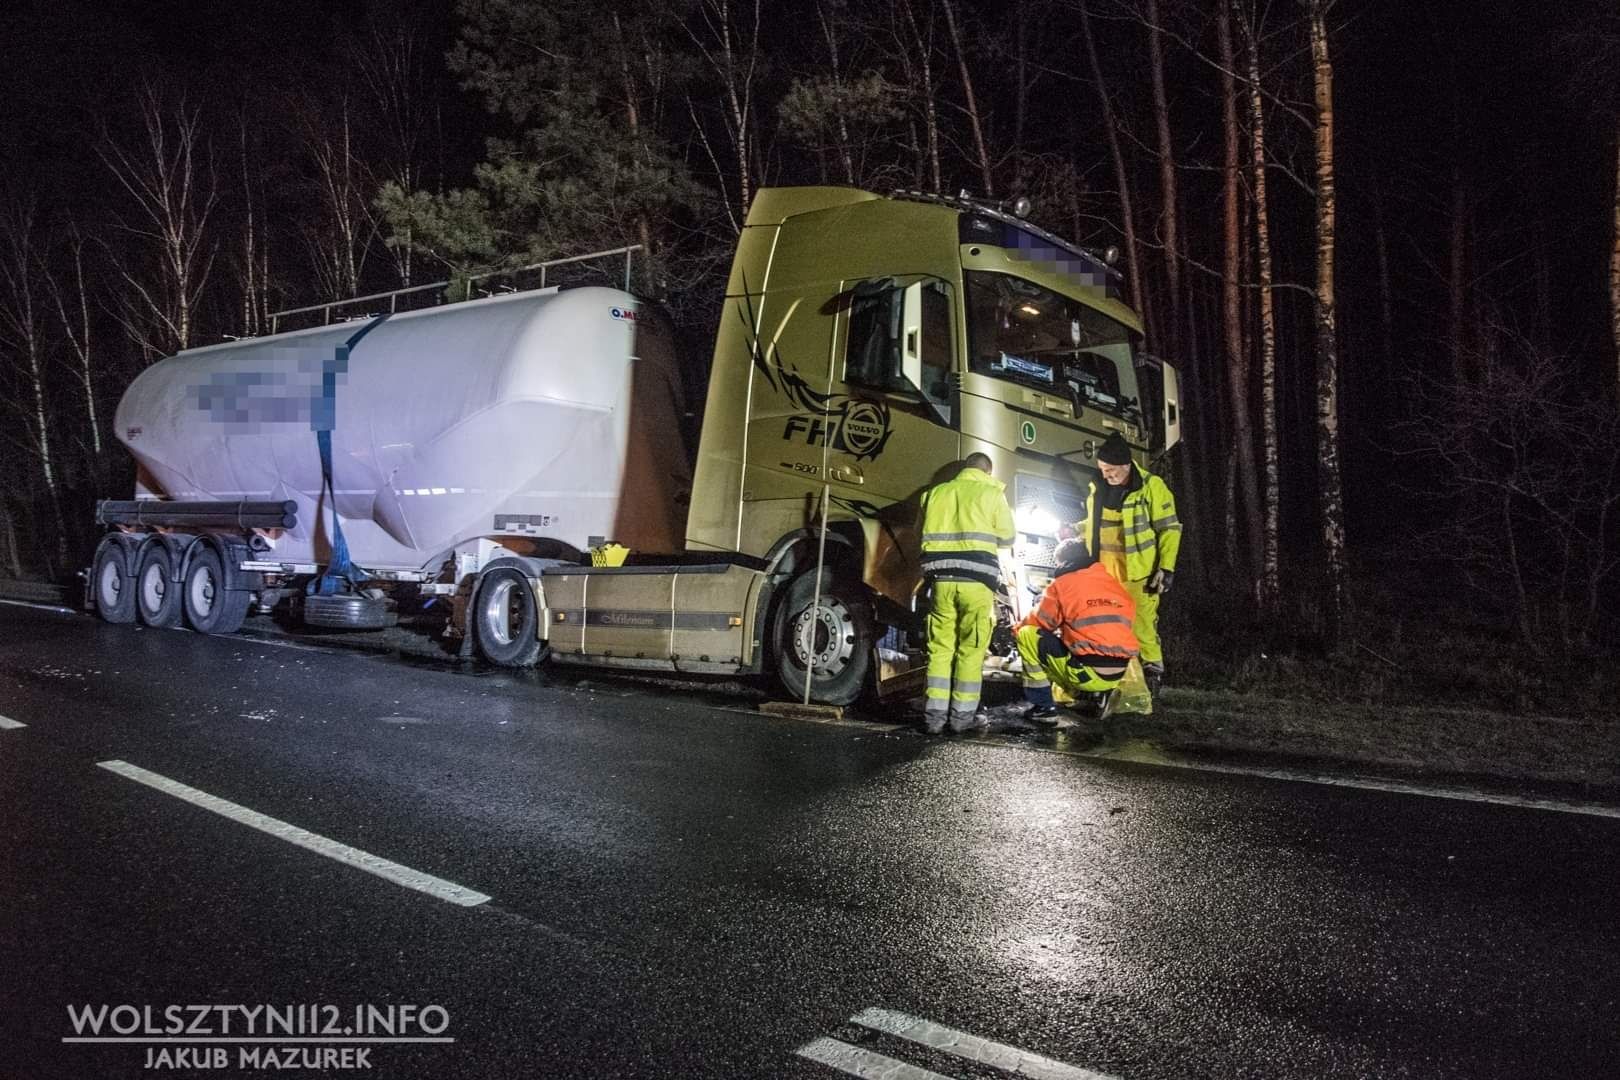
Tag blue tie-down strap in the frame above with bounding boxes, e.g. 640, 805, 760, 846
308, 316, 387, 598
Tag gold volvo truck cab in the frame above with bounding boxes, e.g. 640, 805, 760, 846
538, 187, 1180, 705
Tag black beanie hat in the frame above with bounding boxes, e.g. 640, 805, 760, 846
1096, 433, 1133, 465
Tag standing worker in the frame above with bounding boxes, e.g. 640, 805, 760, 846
918, 452, 1016, 734
1017, 539, 1139, 726
1074, 433, 1181, 696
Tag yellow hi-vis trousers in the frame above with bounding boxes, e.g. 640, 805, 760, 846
924, 580, 994, 721
1014, 624, 1125, 704
1124, 578, 1162, 667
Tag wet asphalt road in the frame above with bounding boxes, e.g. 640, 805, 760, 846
2, 603, 1618, 1080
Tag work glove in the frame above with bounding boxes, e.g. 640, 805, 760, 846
1145, 568, 1174, 595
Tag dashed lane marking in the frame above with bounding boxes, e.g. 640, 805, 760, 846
0, 597, 76, 615
796, 1009, 1118, 1080
0, 714, 25, 729
96, 760, 492, 907
851, 1008, 1120, 1080
796, 1036, 954, 1079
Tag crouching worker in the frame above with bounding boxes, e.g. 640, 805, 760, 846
1017, 539, 1140, 728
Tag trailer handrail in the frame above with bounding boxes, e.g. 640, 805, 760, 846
268, 244, 644, 334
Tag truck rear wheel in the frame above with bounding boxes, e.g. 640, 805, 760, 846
135, 543, 183, 628
472, 568, 543, 667
182, 545, 251, 635
771, 568, 875, 707
92, 539, 137, 624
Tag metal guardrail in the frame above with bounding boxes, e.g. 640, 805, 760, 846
269, 245, 644, 334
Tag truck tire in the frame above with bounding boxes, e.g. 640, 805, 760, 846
92, 539, 137, 625
771, 567, 875, 706
472, 567, 543, 667
135, 543, 183, 628
182, 545, 251, 635
303, 593, 397, 631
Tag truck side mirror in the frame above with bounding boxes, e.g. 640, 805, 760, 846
1160, 361, 1181, 453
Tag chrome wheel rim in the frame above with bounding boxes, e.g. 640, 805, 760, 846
480, 577, 520, 647
791, 594, 856, 677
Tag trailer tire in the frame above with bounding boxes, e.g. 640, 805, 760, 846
182, 545, 251, 635
135, 543, 183, 628
303, 593, 397, 631
472, 568, 542, 667
771, 567, 875, 707
92, 539, 137, 625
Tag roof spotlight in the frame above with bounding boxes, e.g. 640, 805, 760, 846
1011, 196, 1032, 218
1103, 245, 1121, 266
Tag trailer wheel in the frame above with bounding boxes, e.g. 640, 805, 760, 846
92, 539, 137, 625
771, 567, 875, 706
303, 593, 397, 631
472, 568, 542, 667
182, 545, 251, 635
135, 543, 183, 628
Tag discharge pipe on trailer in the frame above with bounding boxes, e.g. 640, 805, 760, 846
95, 500, 299, 530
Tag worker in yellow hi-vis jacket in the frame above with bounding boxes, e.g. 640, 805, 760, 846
918, 453, 1016, 734
1072, 433, 1181, 697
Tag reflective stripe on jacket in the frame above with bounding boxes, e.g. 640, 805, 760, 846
919, 467, 1016, 587
1075, 467, 1181, 582
1019, 562, 1139, 662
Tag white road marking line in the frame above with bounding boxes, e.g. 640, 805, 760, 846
956, 735, 1620, 822
0, 597, 77, 615
96, 760, 491, 907
1150, 756, 1620, 820
795, 1036, 954, 1080
852, 1008, 1119, 1080
0, 715, 25, 729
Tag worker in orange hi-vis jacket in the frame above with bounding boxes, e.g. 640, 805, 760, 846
1016, 538, 1140, 727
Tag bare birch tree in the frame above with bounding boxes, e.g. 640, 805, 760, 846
1307, 0, 1345, 641
0, 199, 68, 565
295, 94, 376, 301
1079, 0, 1149, 323
1216, 0, 1263, 575
685, 0, 764, 228
43, 227, 104, 472
1144, 0, 1182, 358
98, 84, 218, 359
941, 0, 994, 196
894, 0, 944, 192
1237, 0, 1281, 609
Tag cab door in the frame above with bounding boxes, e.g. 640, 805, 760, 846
833, 275, 960, 508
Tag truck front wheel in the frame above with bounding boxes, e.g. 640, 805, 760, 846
472, 568, 543, 667
771, 568, 875, 707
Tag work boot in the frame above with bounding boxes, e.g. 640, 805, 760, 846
1023, 703, 1061, 728
947, 710, 981, 733
921, 712, 947, 735
1097, 688, 1121, 723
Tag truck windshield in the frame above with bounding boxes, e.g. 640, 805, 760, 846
964, 270, 1142, 423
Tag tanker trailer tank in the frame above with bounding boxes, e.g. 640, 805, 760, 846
112, 285, 692, 578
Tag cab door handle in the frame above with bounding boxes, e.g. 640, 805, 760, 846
829, 464, 865, 485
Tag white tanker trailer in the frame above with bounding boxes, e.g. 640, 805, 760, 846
88, 187, 1179, 705
92, 283, 691, 640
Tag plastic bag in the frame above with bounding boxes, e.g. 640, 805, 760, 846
1113, 657, 1154, 715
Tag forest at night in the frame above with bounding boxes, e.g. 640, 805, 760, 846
2, 0, 1617, 717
